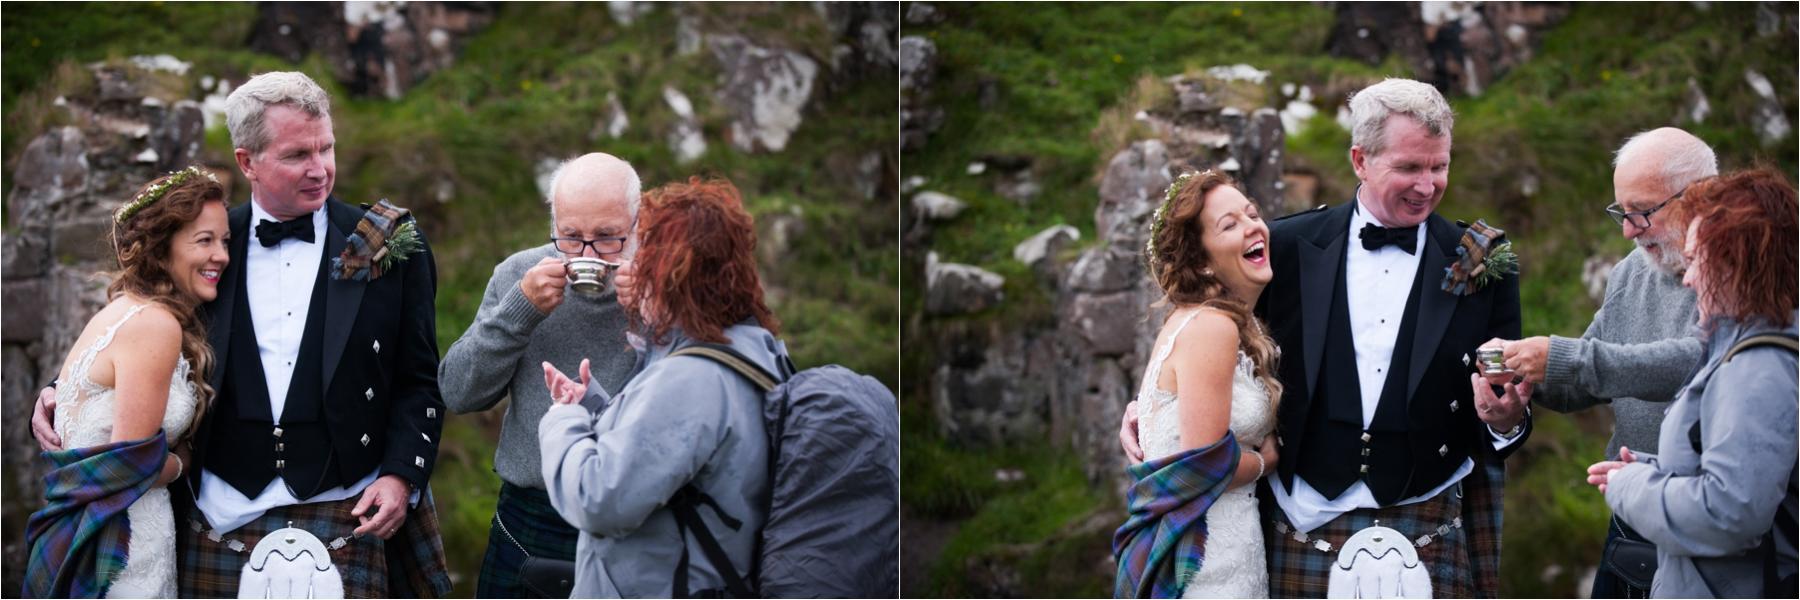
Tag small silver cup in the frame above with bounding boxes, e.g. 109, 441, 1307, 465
565, 257, 618, 296
1476, 346, 1510, 374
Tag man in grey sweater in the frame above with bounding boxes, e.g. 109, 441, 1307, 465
1491, 127, 1714, 598
438, 152, 642, 598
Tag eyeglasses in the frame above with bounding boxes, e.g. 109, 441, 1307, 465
1605, 187, 1686, 229
550, 235, 628, 256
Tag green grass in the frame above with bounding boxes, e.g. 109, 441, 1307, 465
903, 1, 1796, 597
901, 403, 1114, 598
4, 3, 895, 596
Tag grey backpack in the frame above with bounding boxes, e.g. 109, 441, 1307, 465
667, 344, 900, 598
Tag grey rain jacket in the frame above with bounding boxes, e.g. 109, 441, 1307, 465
539, 323, 782, 598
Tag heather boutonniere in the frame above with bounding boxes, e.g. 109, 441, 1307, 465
1442, 219, 1517, 296
332, 199, 422, 281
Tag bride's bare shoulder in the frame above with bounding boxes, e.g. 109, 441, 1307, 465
1166, 307, 1240, 358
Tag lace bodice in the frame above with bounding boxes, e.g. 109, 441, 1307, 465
52, 303, 195, 598
1137, 310, 1275, 460
1134, 308, 1273, 598
54, 304, 198, 448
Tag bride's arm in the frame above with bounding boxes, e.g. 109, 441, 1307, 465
1172, 310, 1261, 487
105, 305, 182, 485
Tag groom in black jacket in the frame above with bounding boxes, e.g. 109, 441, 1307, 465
184, 71, 451, 597
1123, 78, 1530, 597
1255, 78, 1530, 598
37, 71, 451, 597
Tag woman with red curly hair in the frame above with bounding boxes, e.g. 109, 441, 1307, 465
1589, 167, 1798, 598
537, 176, 786, 598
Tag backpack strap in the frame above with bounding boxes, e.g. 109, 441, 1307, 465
1725, 333, 1800, 362
1689, 333, 1799, 454
1687, 333, 1799, 596
669, 484, 755, 598
671, 344, 783, 392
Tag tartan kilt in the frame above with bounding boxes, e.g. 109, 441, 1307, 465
178, 487, 452, 598
1263, 467, 1500, 599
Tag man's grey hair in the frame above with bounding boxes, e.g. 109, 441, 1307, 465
1348, 78, 1455, 157
225, 71, 332, 155
545, 157, 642, 254
1613, 128, 1719, 193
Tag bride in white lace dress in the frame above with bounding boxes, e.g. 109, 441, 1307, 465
1131, 171, 1284, 598
27, 167, 228, 598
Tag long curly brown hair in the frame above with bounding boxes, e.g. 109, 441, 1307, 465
627, 176, 780, 345
107, 169, 226, 439
1145, 170, 1283, 410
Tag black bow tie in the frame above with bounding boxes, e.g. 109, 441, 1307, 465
256, 217, 315, 247
1359, 223, 1419, 254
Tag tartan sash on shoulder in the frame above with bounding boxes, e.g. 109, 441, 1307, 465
1114, 429, 1241, 599
22, 431, 168, 599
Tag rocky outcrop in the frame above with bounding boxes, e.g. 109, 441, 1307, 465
1327, 1, 1569, 96
709, 35, 819, 153
3, 57, 217, 587
249, 2, 496, 100
662, 86, 708, 164
900, 36, 944, 151
1744, 69, 1793, 146
925, 252, 1005, 316
924, 68, 1294, 486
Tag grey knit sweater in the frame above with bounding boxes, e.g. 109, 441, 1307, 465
439, 244, 637, 489
1538, 247, 1704, 458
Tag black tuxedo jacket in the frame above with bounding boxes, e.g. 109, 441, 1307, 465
192, 197, 443, 499
1256, 201, 1528, 504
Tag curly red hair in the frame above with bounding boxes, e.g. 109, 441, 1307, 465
1677, 167, 1797, 329
628, 176, 779, 344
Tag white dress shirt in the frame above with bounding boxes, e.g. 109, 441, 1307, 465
197, 200, 379, 534
1268, 196, 1523, 533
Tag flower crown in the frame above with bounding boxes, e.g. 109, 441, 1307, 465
1144, 170, 1205, 273
115, 166, 219, 224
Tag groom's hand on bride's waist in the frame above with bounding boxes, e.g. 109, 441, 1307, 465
32, 385, 62, 451
1120, 400, 1144, 462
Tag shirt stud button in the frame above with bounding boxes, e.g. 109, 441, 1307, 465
273, 427, 283, 438
275, 460, 285, 469
360, 434, 371, 446
1360, 432, 1372, 443
373, 340, 381, 353
1439, 445, 1449, 457
426, 408, 437, 419
365, 388, 374, 401
415, 456, 426, 468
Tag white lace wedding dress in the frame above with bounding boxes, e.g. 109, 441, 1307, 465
54, 304, 197, 599
1137, 309, 1275, 599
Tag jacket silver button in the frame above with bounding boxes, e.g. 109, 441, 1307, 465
275, 460, 285, 469
1439, 445, 1449, 457
360, 434, 371, 446
1360, 432, 1372, 443
365, 388, 375, 401
275, 443, 284, 452
373, 340, 381, 353
1462, 354, 1471, 367
414, 456, 426, 468
426, 408, 437, 419
273, 427, 283, 438
1450, 400, 1459, 412
421, 432, 431, 443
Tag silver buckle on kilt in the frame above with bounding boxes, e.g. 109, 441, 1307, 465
1273, 516, 1463, 553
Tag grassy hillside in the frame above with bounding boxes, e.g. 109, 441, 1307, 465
901, 2, 1796, 597
4, 3, 896, 594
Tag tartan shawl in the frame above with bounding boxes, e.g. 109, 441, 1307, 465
22, 431, 168, 599
1113, 430, 1241, 599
